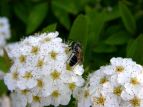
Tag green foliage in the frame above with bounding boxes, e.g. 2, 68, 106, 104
105, 31, 130, 45
1, 0, 143, 105
0, 80, 7, 96
0, 49, 11, 73
42, 23, 57, 33
69, 15, 88, 53
127, 34, 143, 64
119, 2, 136, 34
26, 3, 48, 34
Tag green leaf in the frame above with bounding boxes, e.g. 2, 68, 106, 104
0, 49, 12, 73
0, 80, 7, 96
119, 2, 136, 34
86, 9, 105, 43
0, 0, 10, 17
0, 58, 8, 73
26, 3, 48, 34
52, 0, 79, 15
69, 15, 88, 53
127, 34, 143, 64
94, 44, 117, 53
105, 25, 122, 36
3, 49, 12, 69
104, 6, 120, 22
14, 3, 29, 24
52, 3, 70, 29
105, 31, 130, 45
42, 23, 57, 33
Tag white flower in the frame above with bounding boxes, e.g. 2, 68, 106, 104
17, 69, 37, 90
0, 17, 10, 56
44, 83, 72, 106
31, 76, 53, 97
77, 57, 143, 107
121, 90, 143, 107
4, 31, 85, 107
28, 92, 48, 107
0, 95, 11, 107
92, 93, 119, 107
4, 64, 19, 91
11, 92, 27, 107
76, 84, 92, 107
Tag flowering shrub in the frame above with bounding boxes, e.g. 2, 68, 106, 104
1, 0, 143, 107
4, 32, 85, 107
76, 57, 143, 107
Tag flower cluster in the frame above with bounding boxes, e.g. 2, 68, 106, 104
4, 32, 85, 107
0, 17, 10, 56
77, 57, 143, 107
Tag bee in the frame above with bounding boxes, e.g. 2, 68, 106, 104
67, 42, 83, 66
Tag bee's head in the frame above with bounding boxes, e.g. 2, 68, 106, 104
71, 42, 82, 50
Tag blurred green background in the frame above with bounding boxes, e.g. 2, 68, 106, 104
0, 0, 143, 106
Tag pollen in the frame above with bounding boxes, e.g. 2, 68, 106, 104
116, 66, 124, 73
84, 90, 90, 98
43, 37, 51, 42
113, 86, 122, 96
23, 71, 32, 80
12, 71, 19, 80
50, 51, 57, 60
31, 46, 39, 54
93, 94, 105, 106
37, 79, 44, 88
68, 82, 76, 91
33, 96, 41, 102
50, 70, 61, 80
66, 63, 72, 71
52, 90, 60, 98
100, 77, 108, 84
37, 59, 44, 68
19, 55, 26, 63
130, 77, 139, 85
65, 47, 70, 55
130, 96, 141, 107
21, 89, 29, 95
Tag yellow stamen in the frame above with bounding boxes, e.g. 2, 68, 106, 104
37, 79, 44, 88
130, 96, 140, 107
19, 55, 26, 63
100, 77, 108, 84
93, 94, 105, 106
50, 70, 61, 80
12, 71, 19, 80
50, 51, 57, 60
33, 96, 41, 102
68, 82, 76, 91
116, 66, 124, 73
130, 77, 139, 85
23, 72, 32, 79
113, 86, 122, 96
31, 46, 39, 54
51, 90, 60, 98
37, 59, 44, 68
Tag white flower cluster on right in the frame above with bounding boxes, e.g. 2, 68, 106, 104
77, 57, 143, 107
0, 17, 10, 56
4, 31, 85, 107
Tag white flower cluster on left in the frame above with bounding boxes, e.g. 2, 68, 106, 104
77, 57, 143, 107
4, 31, 85, 107
0, 17, 10, 56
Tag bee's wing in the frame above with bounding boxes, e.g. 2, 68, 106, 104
77, 47, 83, 65
66, 52, 75, 64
